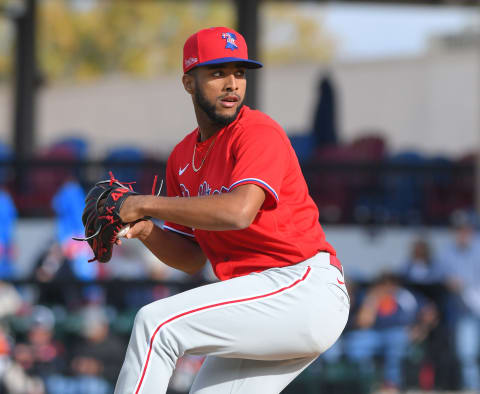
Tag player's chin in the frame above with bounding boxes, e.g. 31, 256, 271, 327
213, 111, 239, 127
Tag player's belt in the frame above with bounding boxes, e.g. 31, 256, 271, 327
329, 255, 343, 275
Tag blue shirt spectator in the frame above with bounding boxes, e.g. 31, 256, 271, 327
400, 237, 444, 285
440, 212, 480, 391
0, 190, 17, 279
344, 272, 437, 392
51, 181, 96, 281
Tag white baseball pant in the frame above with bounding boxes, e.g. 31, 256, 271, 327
114, 252, 350, 394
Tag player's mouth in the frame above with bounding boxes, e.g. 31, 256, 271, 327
219, 94, 240, 108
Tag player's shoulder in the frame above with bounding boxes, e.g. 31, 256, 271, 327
236, 106, 288, 141
240, 106, 282, 129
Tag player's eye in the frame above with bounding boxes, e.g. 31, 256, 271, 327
212, 71, 223, 77
235, 70, 246, 78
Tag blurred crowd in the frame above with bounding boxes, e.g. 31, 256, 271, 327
0, 139, 213, 394
310, 210, 480, 394
0, 180, 479, 393
0, 134, 479, 393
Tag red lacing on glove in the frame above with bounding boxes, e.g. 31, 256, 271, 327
108, 224, 122, 245
97, 214, 114, 224
88, 239, 107, 262
109, 171, 161, 196
84, 172, 162, 263
99, 207, 115, 222
108, 171, 135, 191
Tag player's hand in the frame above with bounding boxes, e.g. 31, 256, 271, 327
115, 219, 154, 245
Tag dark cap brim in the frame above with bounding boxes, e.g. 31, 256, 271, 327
193, 57, 263, 70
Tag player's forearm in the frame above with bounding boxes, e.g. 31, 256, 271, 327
143, 195, 248, 230
141, 223, 206, 275
122, 185, 265, 231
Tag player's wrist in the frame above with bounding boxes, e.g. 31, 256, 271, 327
120, 195, 145, 223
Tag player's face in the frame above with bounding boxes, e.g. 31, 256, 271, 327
190, 63, 247, 126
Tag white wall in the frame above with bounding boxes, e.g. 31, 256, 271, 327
0, 40, 477, 158
12, 219, 455, 281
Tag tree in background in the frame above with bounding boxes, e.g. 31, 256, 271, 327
36, 0, 335, 83
0, 0, 336, 83
261, 3, 336, 65
38, 0, 234, 81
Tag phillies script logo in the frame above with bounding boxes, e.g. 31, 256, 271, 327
111, 188, 129, 201
221, 32, 238, 51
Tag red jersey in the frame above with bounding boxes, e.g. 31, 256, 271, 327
164, 106, 335, 280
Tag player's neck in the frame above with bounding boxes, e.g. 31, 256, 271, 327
198, 126, 221, 142
195, 106, 223, 141
195, 112, 223, 142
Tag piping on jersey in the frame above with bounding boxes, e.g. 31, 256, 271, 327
134, 265, 312, 394
163, 177, 278, 238
162, 225, 195, 238
229, 178, 278, 201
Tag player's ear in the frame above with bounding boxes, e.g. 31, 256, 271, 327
182, 73, 195, 94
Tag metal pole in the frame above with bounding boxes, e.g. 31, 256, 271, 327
13, 0, 36, 160
12, 0, 37, 194
235, 0, 260, 110
476, 2, 480, 215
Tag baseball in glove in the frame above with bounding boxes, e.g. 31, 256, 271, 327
73, 172, 162, 263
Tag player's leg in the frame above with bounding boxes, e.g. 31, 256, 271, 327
114, 252, 349, 394
189, 355, 317, 394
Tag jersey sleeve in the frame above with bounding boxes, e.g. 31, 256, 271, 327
229, 124, 289, 210
163, 152, 196, 239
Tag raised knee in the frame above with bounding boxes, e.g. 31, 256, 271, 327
134, 304, 156, 328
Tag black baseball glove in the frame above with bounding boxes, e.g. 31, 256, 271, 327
73, 172, 162, 263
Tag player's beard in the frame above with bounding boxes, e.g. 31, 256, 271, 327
195, 86, 244, 127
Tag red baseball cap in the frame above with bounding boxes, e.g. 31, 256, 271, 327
183, 27, 263, 73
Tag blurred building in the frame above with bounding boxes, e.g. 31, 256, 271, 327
0, 28, 470, 158
266, 28, 480, 157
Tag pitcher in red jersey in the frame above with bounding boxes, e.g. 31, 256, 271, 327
114, 27, 349, 394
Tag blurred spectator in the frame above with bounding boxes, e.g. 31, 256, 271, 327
0, 328, 45, 394
344, 272, 437, 392
32, 180, 103, 308
52, 180, 99, 281
0, 300, 45, 394
168, 355, 205, 394
45, 305, 122, 394
33, 242, 71, 283
440, 210, 480, 391
31, 241, 89, 309
33, 180, 95, 284
25, 306, 66, 379
70, 305, 124, 385
0, 281, 22, 322
0, 189, 17, 279
399, 237, 444, 285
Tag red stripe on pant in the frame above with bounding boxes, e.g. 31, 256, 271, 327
134, 266, 312, 394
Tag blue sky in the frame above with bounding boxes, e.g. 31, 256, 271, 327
317, 4, 479, 59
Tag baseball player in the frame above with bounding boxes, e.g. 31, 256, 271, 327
113, 26, 349, 394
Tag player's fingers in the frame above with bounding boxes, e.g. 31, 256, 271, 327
125, 221, 145, 239
126, 219, 152, 240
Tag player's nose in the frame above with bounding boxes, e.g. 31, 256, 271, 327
224, 73, 238, 91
